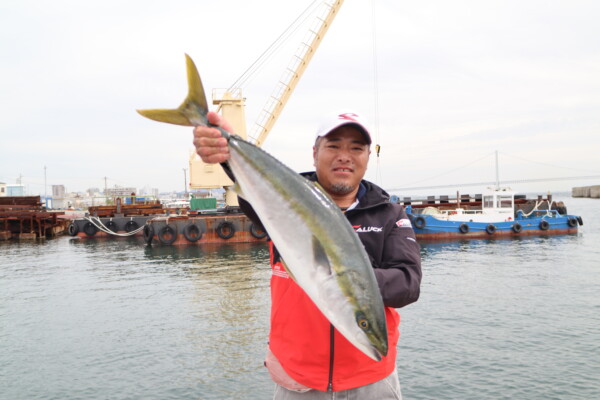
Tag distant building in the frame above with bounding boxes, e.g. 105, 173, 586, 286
7, 184, 25, 196
105, 186, 137, 198
0, 182, 6, 197
139, 186, 159, 198
52, 185, 66, 198
87, 187, 101, 197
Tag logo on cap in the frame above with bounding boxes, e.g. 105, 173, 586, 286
338, 113, 360, 122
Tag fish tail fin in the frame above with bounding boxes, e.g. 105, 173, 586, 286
136, 108, 194, 126
184, 53, 206, 114
137, 54, 209, 127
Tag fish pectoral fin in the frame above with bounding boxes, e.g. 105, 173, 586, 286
136, 108, 193, 126
312, 235, 333, 276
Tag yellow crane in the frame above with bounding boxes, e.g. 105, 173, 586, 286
188, 0, 345, 205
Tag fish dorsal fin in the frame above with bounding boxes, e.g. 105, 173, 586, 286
312, 235, 332, 276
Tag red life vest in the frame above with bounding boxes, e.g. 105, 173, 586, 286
268, 242, 400, 392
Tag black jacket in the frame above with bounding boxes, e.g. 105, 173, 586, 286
238, 171, 422, 309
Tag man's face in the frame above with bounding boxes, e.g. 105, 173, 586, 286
313, 125, 371, 196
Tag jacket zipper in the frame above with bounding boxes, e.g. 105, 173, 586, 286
327, 323, 335, 391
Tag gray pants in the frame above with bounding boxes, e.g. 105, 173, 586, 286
272, 370, 402, 400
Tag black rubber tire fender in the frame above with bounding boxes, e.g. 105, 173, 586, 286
105, 220, 118, 232
512, 222, 522, 233
216, 221, 236, 239
539, 220, 549, 231
157, 224, 178, 245
567, 217, 577, 228
183, 223, 203, 242
143, 224, 154, 244
125, 220, 139, 233
68, 223, 79, 236
83, 221, 98, 237
485, 224, 496, 235
249, 223, 267, 239
458, 223, 469, 234
414, 216, 426, 229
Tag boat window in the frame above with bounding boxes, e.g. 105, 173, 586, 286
498, 196, 513, 208
483, 196, 493, 208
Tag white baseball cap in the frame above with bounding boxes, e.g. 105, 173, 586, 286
315, 111, 372, 145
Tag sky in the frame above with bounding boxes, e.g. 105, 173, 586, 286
1, 0, 599, 198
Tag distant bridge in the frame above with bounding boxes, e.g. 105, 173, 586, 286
387, 175, 600, 192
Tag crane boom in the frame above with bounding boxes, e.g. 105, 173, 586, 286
190, 0, 345, 196
252, 0, 345, 147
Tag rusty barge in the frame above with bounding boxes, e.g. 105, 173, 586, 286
0, 196, 69, 240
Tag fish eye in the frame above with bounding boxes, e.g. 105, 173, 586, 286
356, 312, 370, 331
358, 319, 369, 330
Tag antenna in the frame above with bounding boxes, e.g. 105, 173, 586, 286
495, 150, 500, 189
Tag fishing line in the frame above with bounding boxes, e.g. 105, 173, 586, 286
400, 152, 495, 188
500, 151, 600, 174
370, 0, 383, 186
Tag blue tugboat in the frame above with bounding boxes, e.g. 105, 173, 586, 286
402, 188, 582, 242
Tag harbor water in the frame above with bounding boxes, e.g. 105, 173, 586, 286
1, 195, 598, 399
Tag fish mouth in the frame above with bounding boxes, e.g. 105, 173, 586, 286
369, 335, 388, 362
358, 340, 387, 362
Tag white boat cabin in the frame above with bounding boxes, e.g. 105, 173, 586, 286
429, 188, 515, 223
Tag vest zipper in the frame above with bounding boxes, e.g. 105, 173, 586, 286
327, 323, 335, 391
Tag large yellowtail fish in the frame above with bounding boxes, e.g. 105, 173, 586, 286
137, 54, 388, 361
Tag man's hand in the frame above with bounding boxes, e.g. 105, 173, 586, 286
193, 111, 233, 164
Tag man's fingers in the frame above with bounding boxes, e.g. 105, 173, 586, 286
192, 112, 233, 164
207, 111, 235, 133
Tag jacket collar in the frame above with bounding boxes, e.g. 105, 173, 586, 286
300, 171, 390, 210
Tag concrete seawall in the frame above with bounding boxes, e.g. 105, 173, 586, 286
572, 185, 600, 198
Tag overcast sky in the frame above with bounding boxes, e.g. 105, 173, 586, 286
1, 0, 599, 197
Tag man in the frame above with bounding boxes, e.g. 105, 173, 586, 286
193, 111, 422, 399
